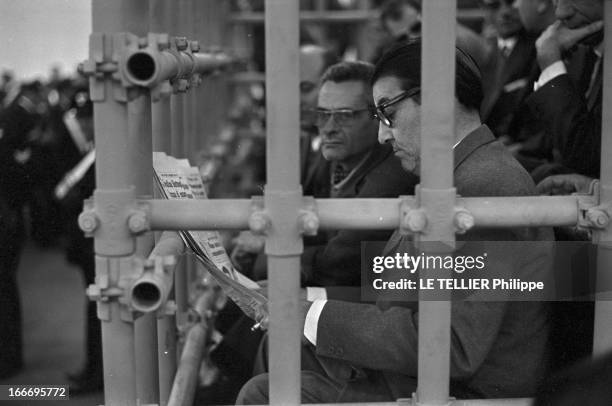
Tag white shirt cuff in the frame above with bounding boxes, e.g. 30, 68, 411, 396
534, 60, 567, 91
304, 299, 327, 346
306, 287, 327, 301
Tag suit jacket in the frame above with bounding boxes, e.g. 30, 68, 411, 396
526, 48, 602, 178
480, 34, 538, 140
314, 126, 553, 400
302, 143, 418, 286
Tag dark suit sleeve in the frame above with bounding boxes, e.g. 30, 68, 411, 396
304, 158, 418, 287
316, 300, 507, 378
526, 74, 601, 177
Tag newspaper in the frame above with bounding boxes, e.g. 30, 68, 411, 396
153, 152, 268, 329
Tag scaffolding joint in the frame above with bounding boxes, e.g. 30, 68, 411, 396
82, 32, 140, 102
87, 256, 142, 322
78, 199, 98, 236
127, 201, 151, 235
577, 180, 610, 235
128, 256, 177, 314
299, 196, 319, 236
264, 189, 305, 256
453, 207, 475, 234
90, 187, 137, 256
249, 196, 270, 235
400, 196, 426, 234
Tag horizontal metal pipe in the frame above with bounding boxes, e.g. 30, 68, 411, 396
317, 198, 403, 230
228, 9, 484, 24
129, 232, 185, 313
463, 195, 579, 228
149, 199, 252, 229
147, 195, 581, 231
167, 289, 217, 406
123, 48, 234, 88
305, 399, 532, 406
192, 52, 233, 75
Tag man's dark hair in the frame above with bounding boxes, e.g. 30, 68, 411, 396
320, 60, 375, 87
371, 39, 483, 111
380, 0, 421, 22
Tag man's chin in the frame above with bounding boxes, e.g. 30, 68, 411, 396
400, 159, 419, 175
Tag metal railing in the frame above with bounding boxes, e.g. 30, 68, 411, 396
83, 0, 612, 405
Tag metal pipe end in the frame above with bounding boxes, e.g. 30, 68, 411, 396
124, 50, 158, 87
130, 280, 163, 313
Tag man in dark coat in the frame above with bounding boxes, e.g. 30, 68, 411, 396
0, 81, 44, 378
526, 0, 604, 179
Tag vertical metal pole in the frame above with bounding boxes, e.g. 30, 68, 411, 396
171, 0, 190, 329
92, 1, 137, 405
264, 1, 303, 405
150, 0, 173, 154
417, 1, 456, 404
180, 0, 195, 161
149, 3, 178, 404
170, 1, 186, 159
126, 2, 159, 404
593, 0, 612, 356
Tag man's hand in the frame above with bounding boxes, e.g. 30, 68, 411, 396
536, 20, 604, 70
536, 174, 596, 195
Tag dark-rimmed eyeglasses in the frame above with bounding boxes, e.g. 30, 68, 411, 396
314, 107, 371, 127
373, 87, 420, 128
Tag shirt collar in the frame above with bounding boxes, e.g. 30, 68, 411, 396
497, 36, 517, 54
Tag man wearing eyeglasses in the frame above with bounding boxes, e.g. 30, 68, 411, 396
300, 60, 417, 289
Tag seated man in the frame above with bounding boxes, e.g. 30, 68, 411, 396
237, 40, 553, 403
235, 60, 418, 288
207, 61, 417, 404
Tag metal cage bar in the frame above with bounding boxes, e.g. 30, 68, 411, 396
91, 1, 138, 405
416, 1, 457, 404
593, 0, 612, 356
146, 195, 585, 231
264, 1, 303, 404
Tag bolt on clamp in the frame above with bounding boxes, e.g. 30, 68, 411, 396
79, 207, 99, 236
127, 202, 151, 235
299, 196, 319, 236
88, 256, 148, 322
249, 196, 270, 235
453, 207, 475, 234
576, 180, 611, 233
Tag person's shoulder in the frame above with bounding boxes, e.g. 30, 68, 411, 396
456, 140, 536, 198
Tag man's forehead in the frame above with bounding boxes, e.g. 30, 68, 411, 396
318, 80, 370, 107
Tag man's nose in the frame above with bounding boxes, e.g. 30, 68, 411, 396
378, 122, 393, 145
319, 114, 339, 132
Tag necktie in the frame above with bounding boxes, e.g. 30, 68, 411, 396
332, 164, 348, 185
